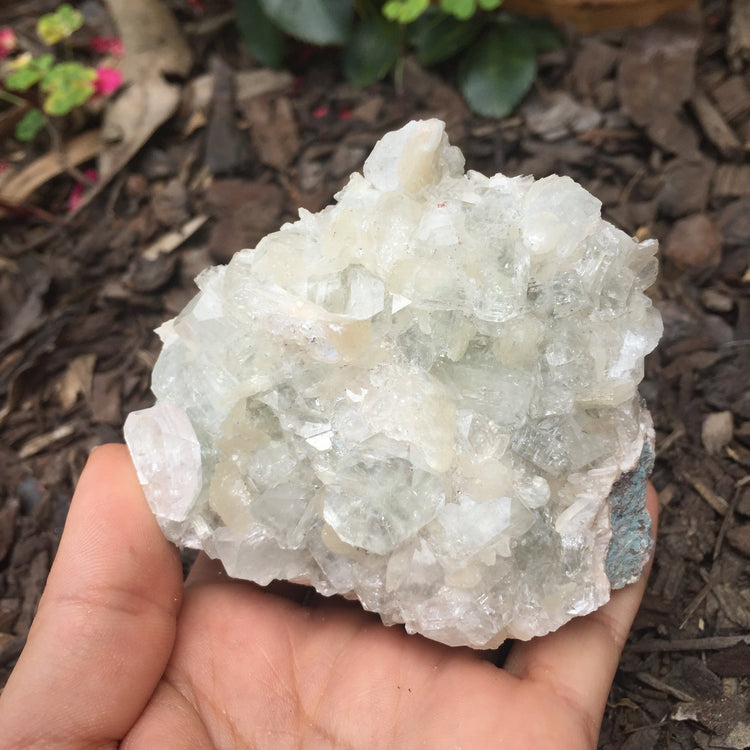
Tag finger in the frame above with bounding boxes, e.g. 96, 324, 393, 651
503, 482, 658, 745
0, 444, 184, 749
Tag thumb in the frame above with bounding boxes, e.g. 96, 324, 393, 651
0, 444, 183, 749
503, 482, 659, 745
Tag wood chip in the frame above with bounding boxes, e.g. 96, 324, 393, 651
142, 215, 208, 261
713, 583, 750, 629
726, 443, 750, 468
90, 372, 122, 425
711, 76, 750, 122
664, 213, 722, 267
726, 524, 750, 556
0, 501, 19, 562
702, 411, 734, 455
658, 154, 715, 218
728, 0, 750, 65
689, 88, 744, 159
706, 643, 750, 677
244, 95, 300, 171
19, 423, 76, 459
713, 165, 750, 198
700, 288, 735, 313
205, 56, 248, 176
658, 482, 678, 507
235, 69, 293, 107
682, 473, 729, 516
662, 350, 722, 380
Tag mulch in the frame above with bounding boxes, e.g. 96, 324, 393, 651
1, 1, 749, 746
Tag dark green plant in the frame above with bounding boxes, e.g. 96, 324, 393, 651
235, 0, 562, 118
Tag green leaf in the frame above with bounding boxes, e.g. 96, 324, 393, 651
5, 54, 54, 91
458, 27, 536, 118
41, 62, 96, 115
342, 16, 400, 88
411, 8, 482, 66
382, 0, 430, 24
477, 0, 503, 9
14, 108, 46, 141
236, 0, 285, 67
258, 0, 353, 45
510, 16, 564, 53
440, 0, 476, 21
37, 3, 84, 45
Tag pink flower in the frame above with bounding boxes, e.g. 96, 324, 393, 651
0, 27, 16, 60
68, 168, 98, 213
93, 66, 123, 96
90, 36, 123, 56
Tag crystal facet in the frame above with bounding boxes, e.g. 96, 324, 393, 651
124, 119, 661, 648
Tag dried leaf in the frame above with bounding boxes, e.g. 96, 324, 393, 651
104, 0, 192, 82
58, 354, 96, 411
0, 131, 102, 216
99, 76, 181, 182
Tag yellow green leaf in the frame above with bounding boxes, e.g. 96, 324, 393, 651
37, 3, 84, 45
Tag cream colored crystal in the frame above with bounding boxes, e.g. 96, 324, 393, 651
125, 119, 661, 648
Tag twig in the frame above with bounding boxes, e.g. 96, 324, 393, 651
619, 167, 646, 206
656, 426, 685, 456
629, 634, 750, 653
681, 472, 729, 516
634, 672, 697, 703
714, 485, 741, 559
0, 196, 61, 224
679, 569, 716, 630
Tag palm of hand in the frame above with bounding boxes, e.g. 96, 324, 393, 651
0, 445, 653, 750
125, 575, 595, 749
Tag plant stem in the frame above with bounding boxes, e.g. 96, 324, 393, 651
0, 88, 27, 107
393, 53, 405, 96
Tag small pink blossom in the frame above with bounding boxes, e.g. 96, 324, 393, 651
312, 104, 329, 119
68, 168, 98, 213
0, 27, 16, 60
90, 36, 123, 56
93, 66, 123, 96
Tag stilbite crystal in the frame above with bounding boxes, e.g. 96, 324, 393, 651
124, 119, 661, 648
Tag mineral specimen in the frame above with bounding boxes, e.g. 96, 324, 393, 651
124, 119, 662, 649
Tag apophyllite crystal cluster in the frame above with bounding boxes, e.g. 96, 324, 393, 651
125, 119, 661, 648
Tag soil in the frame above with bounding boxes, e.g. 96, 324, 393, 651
1, 1, 749, 746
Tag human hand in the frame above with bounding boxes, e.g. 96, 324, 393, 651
0, 444, 657, 749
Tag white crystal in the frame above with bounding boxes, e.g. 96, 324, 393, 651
124, 119, 661, 649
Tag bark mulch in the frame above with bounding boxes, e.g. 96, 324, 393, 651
1, 1, 749, 746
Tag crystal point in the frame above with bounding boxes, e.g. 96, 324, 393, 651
125, 119, 660, 648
